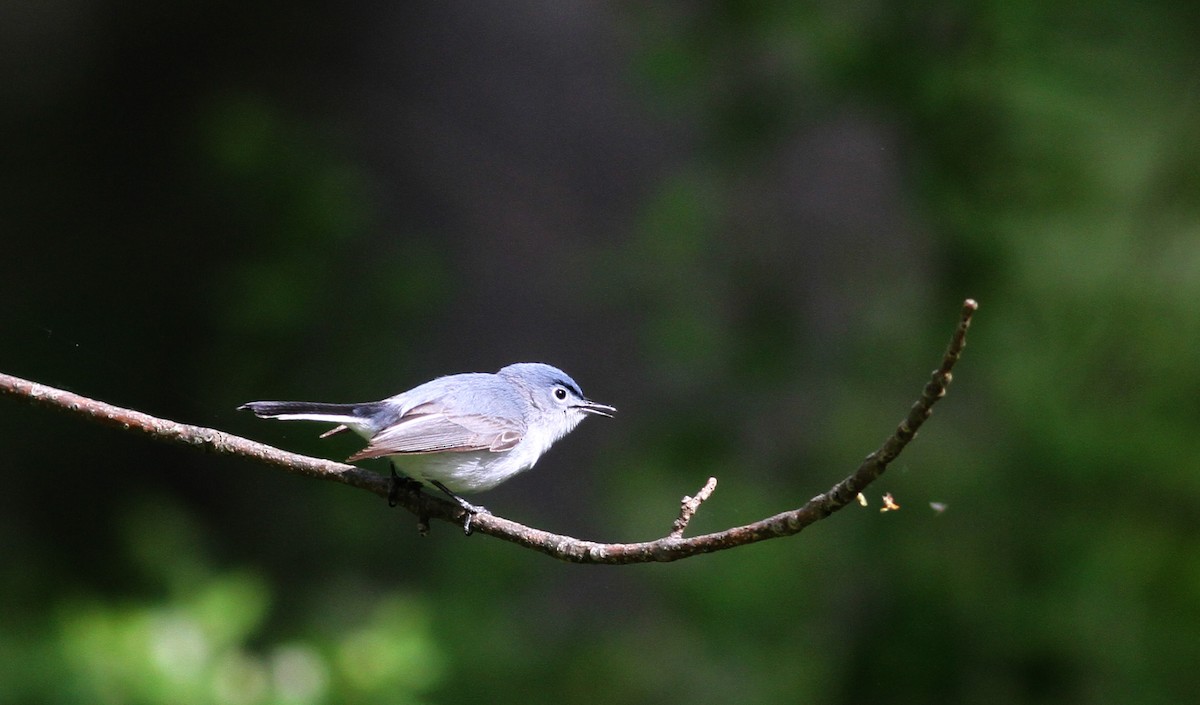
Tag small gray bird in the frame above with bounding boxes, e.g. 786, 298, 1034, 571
239, 363, 614, 520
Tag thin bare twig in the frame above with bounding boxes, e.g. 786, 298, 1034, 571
669, 477, 718, 539
0, 299, 977, 564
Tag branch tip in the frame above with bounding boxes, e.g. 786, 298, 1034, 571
668, 476, 718, 539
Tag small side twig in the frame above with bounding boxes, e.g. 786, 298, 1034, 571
669, 477, 718, 539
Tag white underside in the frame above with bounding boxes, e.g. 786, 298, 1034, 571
398, 414, 583, 494
399, 450, 534, 494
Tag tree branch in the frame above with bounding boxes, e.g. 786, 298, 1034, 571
0, 299, 977, 564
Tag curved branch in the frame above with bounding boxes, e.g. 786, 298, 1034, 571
0, 299, 977, 564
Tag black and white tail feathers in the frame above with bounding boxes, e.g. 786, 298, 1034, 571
237, 400, 386, 438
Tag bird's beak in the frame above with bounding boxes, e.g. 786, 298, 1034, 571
575, 400, 616, 418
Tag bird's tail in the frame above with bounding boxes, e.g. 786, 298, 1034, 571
237, 400, 386, 437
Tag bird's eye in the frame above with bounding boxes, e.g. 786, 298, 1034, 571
554, 387, 568, 400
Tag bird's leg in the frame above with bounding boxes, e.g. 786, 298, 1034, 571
430, 480, 488, 536
387, 464, 423, 507
389, 465, 432, 536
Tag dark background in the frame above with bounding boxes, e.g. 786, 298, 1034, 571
3, 2, 1199, 703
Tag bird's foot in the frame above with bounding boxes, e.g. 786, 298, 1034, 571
430, 480, 488, 536
387, 466, 424, 507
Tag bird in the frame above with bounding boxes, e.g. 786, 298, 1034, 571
238, 362, 614, 527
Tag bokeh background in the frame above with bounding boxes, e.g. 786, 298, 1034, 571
3, 2, 1199, 703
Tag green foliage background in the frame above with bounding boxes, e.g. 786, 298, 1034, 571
2, 2, 1199, 703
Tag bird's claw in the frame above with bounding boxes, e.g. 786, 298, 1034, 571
387, 466, 422, 507
430, 480, 487, 536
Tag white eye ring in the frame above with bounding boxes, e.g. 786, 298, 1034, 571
554, 387, 568, 400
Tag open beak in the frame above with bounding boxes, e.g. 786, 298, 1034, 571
575, 400, 616, 418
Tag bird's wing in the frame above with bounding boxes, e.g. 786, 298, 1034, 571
346, 404, 524, 461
